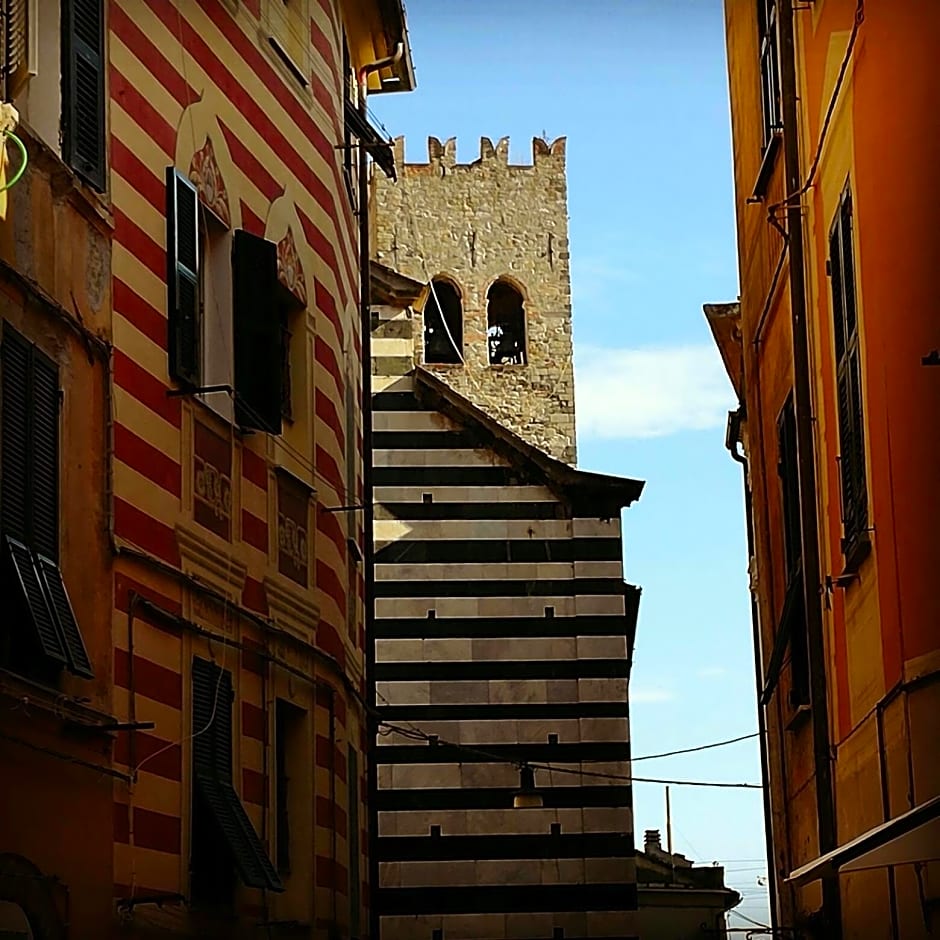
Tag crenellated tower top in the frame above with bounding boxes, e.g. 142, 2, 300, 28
372, 133, 577, 465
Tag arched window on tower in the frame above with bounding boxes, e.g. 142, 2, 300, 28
424, 278, 463, 364
487, 279, 527, 365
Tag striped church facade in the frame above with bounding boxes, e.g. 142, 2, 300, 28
370, 294, 644, 940
105, 1, 411, 936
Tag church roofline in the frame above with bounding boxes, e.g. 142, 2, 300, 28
413, 368, 645, 514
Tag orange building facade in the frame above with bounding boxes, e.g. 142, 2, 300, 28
2, 0, 412, 937
711, 1, 940, 937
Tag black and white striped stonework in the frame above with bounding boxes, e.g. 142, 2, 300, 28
371, 373, 643, 940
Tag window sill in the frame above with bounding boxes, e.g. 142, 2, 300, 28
18, 120, 113, 233
785, 702, 812, 733
0, 667, 116, 733
751, 132, 782, 202
840, 531, 872, 579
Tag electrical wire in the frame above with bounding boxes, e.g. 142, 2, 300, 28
0, 131, 28, 192
631, 731, 760, 762
767, 0, 864, 222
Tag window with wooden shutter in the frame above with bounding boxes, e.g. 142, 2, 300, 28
62, 0, 106, 191
1, 323, 92, 680
829, 186, 868, 557
777, 395, 801, 583
756, 0, 782, 152
233, 230, 282, 434
166, 169, 201, 386
190, 657, 283, 899
3, 0, 30, 97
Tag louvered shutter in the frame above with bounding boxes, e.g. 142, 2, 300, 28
62, 0, 105, 191
4, 535, 68, 665
1, 324, 30, 543
166, 169, 201, 386
191, 657, 283, 892
193, 657, 228, 776
5, 0, 29, 95
36, 553, 92, 677
30, 346, 59, 559
233, 230, 282, 434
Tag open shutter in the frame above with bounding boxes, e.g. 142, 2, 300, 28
233, 230, 281, 433
36, 553, 93, 678
5, 0, 30, 95
1, 324, 30, 543
4, 535, 68, 666
62, 0, 106, 191
191, 657, 283, 892
166, 169, 200, 386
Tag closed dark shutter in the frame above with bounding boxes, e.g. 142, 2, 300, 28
1, 325, 30, 543
62, 0, 105, 191
829, 186, 867, 550
37, 553, 92, 678
30, 348, 59, 560
776, 395, 800, 581
233, 230, 281, 434
166, 169, 201, 386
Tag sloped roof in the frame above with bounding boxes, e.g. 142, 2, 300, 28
703, 301, 744, 401
413, 368, 644, 517
370, 259, 427, 308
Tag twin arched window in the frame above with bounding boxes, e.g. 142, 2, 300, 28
422, 276, 527, 366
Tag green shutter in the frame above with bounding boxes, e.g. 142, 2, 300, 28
36, 552, 93, 678
62, 0, 106, 191
166, 169, 201, 385
233, 230, 282, 433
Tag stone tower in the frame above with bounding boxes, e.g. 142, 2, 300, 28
373, 135, 577, 465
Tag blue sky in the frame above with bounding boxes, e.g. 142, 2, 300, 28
371, 0, 770, 925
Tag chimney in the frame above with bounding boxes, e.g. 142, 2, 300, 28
644, 829, 662, 853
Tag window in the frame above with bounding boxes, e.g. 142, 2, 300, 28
62, 0, 106, 190
233, 230, 282, 433
166, 169, 201, 387
756, 0, 782, 151
487, 280, 526, 365
276, 284, 303, 423
777, 394, 809, 708
777, 394, 801, 583
190, 657, 282, 905
275, 699, 306, 876
423, 279, 463, 364
199, 208, 235, 421
263, 0, 310, 87
829, 187, 867, 558
1, 323, 92, 682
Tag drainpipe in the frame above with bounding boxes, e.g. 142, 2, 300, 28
358, 44, 402, 940
778, 2, 842, 934
726, 410, 779, 931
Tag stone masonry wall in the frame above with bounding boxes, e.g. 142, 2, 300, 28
373, 135, 577, 465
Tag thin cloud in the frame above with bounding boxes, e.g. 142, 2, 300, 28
697, 666, 729, 679
575, 344, 734, 440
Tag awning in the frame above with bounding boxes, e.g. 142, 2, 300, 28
344, 100, 396, 180
788, 795, 940, 886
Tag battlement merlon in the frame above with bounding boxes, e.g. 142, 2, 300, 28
389, 135, 567, 170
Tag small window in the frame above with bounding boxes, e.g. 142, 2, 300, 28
1, 325, 92, 682
166, 169, 201, 387
62, 0, 106, 190
756, 0, 782, 151
275, 699, 307, 876
550, 822, 561, 836
423, 279, 463, 364
829, 186, 867, 557
487, 280, 526, 365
